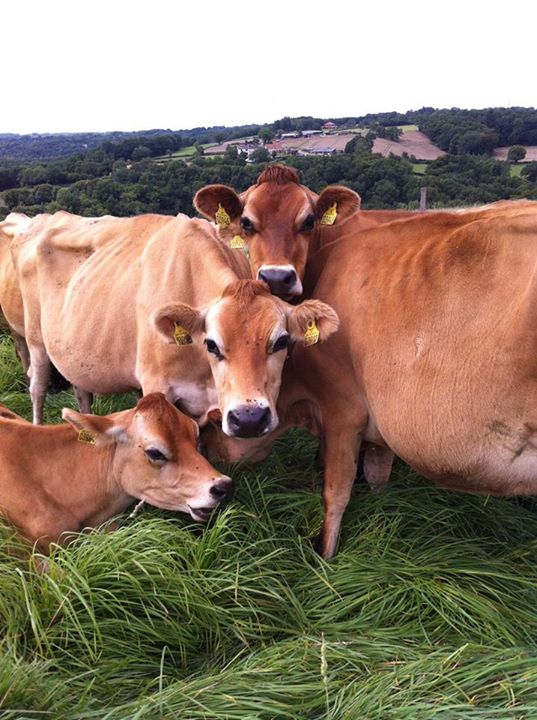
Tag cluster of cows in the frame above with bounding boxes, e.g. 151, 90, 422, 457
1, 163, 537, 558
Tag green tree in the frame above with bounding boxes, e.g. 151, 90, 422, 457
249, 147, 270, 163
258, 128, 275, 144
507, 145, 527, 163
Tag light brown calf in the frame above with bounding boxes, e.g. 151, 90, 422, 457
0, 393, 232, 551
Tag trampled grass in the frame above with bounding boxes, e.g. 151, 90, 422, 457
2, 332, 537, 718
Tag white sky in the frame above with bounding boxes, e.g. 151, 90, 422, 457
2, 0, 535, 134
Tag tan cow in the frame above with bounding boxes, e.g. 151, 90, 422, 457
12, 212, 338, 434
204, 201, 537, 559
194, 164, 362, 297
0, 393, 232, 551
0, 212, 32, 368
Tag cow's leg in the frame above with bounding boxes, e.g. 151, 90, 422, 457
74, 387, 93, 414
11, 330, 30, 374
28, 346, 51, 425
363, 445, 394, 493
318, 425, 362, 560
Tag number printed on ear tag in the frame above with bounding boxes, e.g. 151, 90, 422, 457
230, 235, 245, 249
174, 323, 192, 346
215, 204, 231, 228
78, 429, 97, 444
304, 319, 320, 346
321, 202, 338, 226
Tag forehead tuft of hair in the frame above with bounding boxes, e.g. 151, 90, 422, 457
135, 393, 178, 422
257, 164, 300, 186
221, 279, 272, 305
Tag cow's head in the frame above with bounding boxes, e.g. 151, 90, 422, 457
153, 280, 338, 438
194, 164, 360, 298
62, 393, 233, 521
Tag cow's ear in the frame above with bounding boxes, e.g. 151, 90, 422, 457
287, 299, 339, 345
194, 185, 243, 223
315, 186, 361, 226
153, 302, 205, 344
62, 409, 126, 446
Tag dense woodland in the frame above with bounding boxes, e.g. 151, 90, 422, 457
1, 107, 537, 219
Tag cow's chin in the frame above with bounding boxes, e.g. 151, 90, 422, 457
187, 505, 216, 522
138, 493, 189, 513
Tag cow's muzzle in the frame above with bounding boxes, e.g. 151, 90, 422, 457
226, 405, 272, 438
257, 265, 301, 297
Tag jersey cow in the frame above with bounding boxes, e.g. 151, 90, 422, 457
205, 201, 537, 558
0, 393, 232, 551
12, 212, 338, 435
0, 213, 32, 368
194, 164, 362, 298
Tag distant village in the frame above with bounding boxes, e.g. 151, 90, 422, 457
205, 122, 357, 160
204, 121, 449, 163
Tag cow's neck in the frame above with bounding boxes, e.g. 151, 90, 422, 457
30, 426, 132, 527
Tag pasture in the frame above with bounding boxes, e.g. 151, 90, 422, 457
2, 331, 537, 719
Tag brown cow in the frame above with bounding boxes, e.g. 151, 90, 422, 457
194, 164, 362, 297
0, 393, 232, 551
204, 201, 537, 559
12, 212, 338, 435
0, 213, 32, 369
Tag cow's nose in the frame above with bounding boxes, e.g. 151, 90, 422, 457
227, 406, 272, 438
258, 267, 297, 296
210, 477, 234, 501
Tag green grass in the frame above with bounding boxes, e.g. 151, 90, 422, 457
3, 333, 537, 717
412, 163, 428, 175
153, 143, 217, 164
510, 164, 524, 178
398, 124, 419, 133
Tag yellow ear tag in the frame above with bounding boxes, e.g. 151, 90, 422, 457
78, 429, 97, 445
304, 319, 320, 346
174, 323, 192, 346
215, 204, 231, 228
320, 202, 338, 226
230, 235, 245, 249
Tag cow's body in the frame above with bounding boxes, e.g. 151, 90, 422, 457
293, 201, 537, 556
12, 212, 249, 422
0, 394, 232, 551
0, 213, 32, 368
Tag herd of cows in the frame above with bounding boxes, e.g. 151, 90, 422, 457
1, 163, 537, 559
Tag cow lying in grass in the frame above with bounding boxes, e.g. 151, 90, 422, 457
0, 393, 232, 551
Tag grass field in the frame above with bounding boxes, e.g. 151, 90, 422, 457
154, 143, 217, 164
411, 163, 428, 175
397, 125, 419, 133
3, 333, 537, 718
510, 164, 524, 178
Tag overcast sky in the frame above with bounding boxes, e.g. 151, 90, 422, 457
2, 0, 534, 135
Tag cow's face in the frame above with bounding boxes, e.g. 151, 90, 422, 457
62, 393, 233, 520
153, 280, 339, 438
194, 164, 360, 299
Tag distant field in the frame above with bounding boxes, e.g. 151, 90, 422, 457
154, 143, 216, 163
373, 131, 445, 161
398, 124, 419, 132
494, 146, 537, 162
412, 162, 428, 175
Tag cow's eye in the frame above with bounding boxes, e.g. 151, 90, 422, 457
272, 334, 290, 353
145, 448, 167, 463
240, 217, 255, 233
205, 338, 223, 360
301, 214, 315, 232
